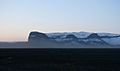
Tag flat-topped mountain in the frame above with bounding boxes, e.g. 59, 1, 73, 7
28, 31, 120, 48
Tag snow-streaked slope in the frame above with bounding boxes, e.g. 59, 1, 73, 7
46, 32, 119, 38
46, 32, 91, 38
46, 32, 120, 45
98, 33, 119, 36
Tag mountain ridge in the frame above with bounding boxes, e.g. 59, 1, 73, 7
28, 31, 120, 48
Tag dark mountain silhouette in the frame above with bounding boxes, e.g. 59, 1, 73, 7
29, 32, 49, 40
87, 33, 101, 39
28, 32, 51, 47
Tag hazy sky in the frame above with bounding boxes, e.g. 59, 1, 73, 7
0, 0, 120, 41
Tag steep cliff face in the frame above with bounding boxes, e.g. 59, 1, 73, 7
28, 31, 120, 48
28, 32, 51, 48
28, 32, 49, 41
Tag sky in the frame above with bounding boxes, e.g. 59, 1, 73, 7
0, 0, 120, 41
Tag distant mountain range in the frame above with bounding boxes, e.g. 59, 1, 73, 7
28, 31, 120, 48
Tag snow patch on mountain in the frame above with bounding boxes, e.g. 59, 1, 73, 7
83, 39, 102, 42
98, 33, 119, 36
46, 32, 91, 38
46, 32, 120, 38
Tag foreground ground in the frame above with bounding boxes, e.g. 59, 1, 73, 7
0, 48, 120, 71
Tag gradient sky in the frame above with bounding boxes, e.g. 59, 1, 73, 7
0, 0, 120, 41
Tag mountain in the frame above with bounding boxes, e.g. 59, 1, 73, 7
28, 31, 120, 48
